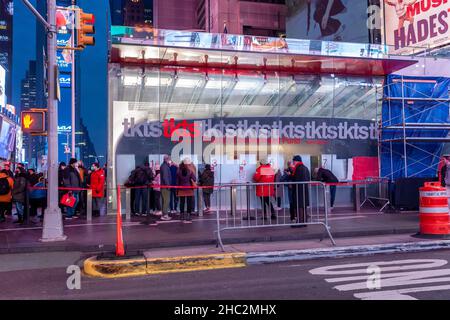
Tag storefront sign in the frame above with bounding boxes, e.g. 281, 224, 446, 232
384, 0, 450, 54
111, 26, 388, 59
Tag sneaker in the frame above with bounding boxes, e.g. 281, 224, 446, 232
160, 215, 172, 221
153, 211, 162, 216
275, 206, 282, 211
183, 219, 192, 224
65, 217, 73, 220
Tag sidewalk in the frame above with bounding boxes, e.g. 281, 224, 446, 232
0, 207, 420, 254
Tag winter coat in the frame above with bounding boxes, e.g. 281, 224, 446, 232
12, 176, 27, 203
160, 161, 172, 186
291, 162, 311, 207
316, 168, 338, 183
0, 172, 14, 203
63, 166, 82, 190
177, 169, 196, 197
199, 169, 214, 194
170, 164, 178, 186
274, 170, 283, 198
253, 164, 275, 197
90, 169, 105, 198
131, 166, 152, 186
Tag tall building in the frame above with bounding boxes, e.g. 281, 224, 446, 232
19, 60, 44, 167
0, 0, 13, 99
110, 0, 153, 27
77, 117, 98, 168
154, 0, 287, 36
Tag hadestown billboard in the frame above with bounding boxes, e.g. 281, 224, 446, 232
384, 0, 450, 54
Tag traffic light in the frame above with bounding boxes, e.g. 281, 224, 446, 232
77, 10, 95, 49
21, 111, 46, 133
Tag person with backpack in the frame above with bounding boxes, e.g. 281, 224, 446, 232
12, 167, 27, 224
0, 169, 14, 223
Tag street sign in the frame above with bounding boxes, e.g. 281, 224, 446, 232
21, 111, 46, 133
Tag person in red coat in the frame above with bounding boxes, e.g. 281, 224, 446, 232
253, 159, 276, 220
89, 163, 106, 216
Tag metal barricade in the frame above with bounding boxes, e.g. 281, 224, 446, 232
360, 177, 390, 212
214, 181, 336, 251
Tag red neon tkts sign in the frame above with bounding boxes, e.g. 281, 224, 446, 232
162, 118, 202, 138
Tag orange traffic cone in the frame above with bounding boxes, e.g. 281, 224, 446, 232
116, 185, 125, 257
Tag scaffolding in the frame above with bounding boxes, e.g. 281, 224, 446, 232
378, 75, 450, 180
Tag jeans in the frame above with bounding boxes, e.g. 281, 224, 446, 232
330, 185, 337, 208
15, 201, 24, 219
66, 193, 79, 218
93, 197, 106, 216
134, 187, 148, 215
170, 188, 178, 211
203, 192, 211, 209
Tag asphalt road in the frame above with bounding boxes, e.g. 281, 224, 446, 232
3, 249, 450, 300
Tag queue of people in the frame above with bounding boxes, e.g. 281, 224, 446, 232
0, 158, 106, 224
252, 155, 339, 227
125, 155, 215, 223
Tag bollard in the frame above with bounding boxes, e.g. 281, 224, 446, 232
125, 187, 131, 222
198, 187, 203, 217
86, 189, 92, 222
116, 185, 125, 256
230, 185, 236, 217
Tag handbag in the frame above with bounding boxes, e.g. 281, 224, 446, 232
60, 192, 76, 208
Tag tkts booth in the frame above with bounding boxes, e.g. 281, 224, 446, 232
107, 26, 425, 212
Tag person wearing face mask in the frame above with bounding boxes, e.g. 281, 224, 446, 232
89, 163, 106, 216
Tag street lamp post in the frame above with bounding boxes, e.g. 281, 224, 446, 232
22, 0, 66, 240
22, 0, 67, 241
41, 0, 67, 241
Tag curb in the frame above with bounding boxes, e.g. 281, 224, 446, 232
246, 240, 450, 265
0, 227, 420, 254
83, 240, 450, 279
83, 253, 247, 278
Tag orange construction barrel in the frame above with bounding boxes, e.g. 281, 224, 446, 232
419, 182, 450, 235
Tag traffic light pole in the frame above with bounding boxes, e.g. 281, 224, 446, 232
22, 0, 67, 241
42, 0, 67, 241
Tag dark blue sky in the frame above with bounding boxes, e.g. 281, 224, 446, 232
12, 0, 109, 161
12, 0, 36, 108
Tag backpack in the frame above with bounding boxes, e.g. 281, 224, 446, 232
0, 177, 10, 195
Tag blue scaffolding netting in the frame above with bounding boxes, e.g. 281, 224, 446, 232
381, 75, 450, 180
